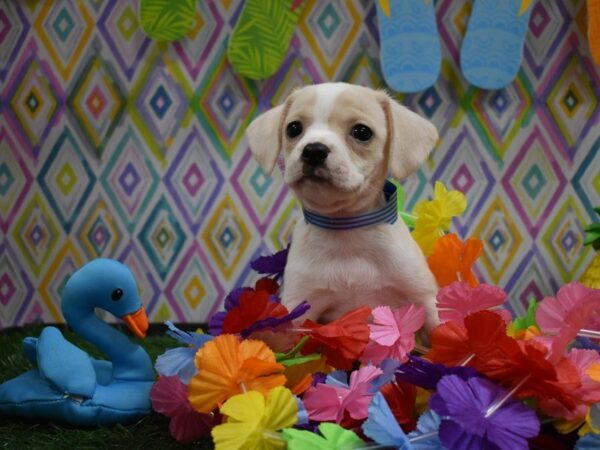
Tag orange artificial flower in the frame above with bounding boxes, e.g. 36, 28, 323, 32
427, 233, 483, 287
188, 334, 286, 413
586, 363, 600, 383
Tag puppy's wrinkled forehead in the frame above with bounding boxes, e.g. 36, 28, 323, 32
285, 83, 386, 129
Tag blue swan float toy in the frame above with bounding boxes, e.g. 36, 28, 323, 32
0, 259, 154, 426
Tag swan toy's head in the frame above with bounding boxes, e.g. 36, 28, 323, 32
61, 259, 149, 338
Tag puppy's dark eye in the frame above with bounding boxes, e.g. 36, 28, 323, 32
350, 124, 373, 142
286, 121, 303, 139
111, 289, 123, 301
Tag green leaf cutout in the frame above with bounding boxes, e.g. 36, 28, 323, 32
139, 0, 196, 42
510, 298, 538, 333
278, 353, 322, 367
283, 422, 364, 450
389, 178, 416, 228
227, 0, 307, 79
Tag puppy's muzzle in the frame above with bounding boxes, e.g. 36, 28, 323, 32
301, 143, 330, 168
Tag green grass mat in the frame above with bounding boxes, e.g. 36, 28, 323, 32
0, 324, 213, 449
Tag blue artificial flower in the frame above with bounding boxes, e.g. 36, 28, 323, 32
408, 411, 443, 450
155, 321, 213, 384
295, 395, 310, 426
370, 358, 401, 392
576, 432, 600, 450
363, 392, 412, 450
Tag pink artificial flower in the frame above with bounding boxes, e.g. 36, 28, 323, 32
536, 283, 600, 335
360, 305, 425, 365
151, 376, 218, 444
436, 281, 512, 324
570, 349, 600, 404
539, 349, 600, 420
303, 365, 383, 423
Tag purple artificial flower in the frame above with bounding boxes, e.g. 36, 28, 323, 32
240, 300, 310, 338
576, 336, 600, 352
250, 245, 290, 280
429, 375, 540, 450
395, 355, 479, 390
370, 356, 478, 392
311, 372, 328, 387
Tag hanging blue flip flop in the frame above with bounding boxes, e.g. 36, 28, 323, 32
460, 0, 534, 90
375, 0, 441, 93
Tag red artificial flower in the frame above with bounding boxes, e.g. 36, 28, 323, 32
221, 289, 288, 335
426, 310, 510, 368
300, 306, 371, 370
254, 277, 280, 295
380, 380, 417, 433
427, 310, 581, 410
478, 334, 580, 410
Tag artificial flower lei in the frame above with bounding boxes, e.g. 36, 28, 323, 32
151, 181, 600, 449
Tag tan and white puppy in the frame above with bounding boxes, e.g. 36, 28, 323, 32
246, 82, 440, 330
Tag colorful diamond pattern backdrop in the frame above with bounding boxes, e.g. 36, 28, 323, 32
0, 0, 599, 328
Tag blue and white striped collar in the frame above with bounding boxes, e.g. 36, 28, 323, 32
302, 180, 398, 230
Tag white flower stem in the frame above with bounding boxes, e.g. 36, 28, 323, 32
288, 327, 314, 333
579, 329, 600, 340
262, 430, 285, 442
413, 343, 430, 354
460, 353, 475, 366
409, 430, 439, 442
484, 374, 530, 418
346, 430, 440, 449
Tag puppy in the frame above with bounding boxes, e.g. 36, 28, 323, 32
246, 82, 440, 331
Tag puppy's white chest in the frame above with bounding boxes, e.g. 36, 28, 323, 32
287, 222, 404, 290
281, 218, 439, 326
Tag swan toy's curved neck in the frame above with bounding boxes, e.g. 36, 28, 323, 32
59, 259, 154, 382
64, 304, 154, 382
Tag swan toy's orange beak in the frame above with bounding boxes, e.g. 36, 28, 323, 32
122, 307, 149, 339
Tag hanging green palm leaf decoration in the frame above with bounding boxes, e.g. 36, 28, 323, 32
139, 0, 196, 42
228, 0, 307, 80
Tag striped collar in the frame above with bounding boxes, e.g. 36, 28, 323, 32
302, 180, 398, 230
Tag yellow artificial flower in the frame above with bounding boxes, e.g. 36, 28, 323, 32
519, 0, 533, 16
415, 387, 431, 415
507, 324, 541, 341
412, 181, 467, 256
554, 418, 585, 435
579, 407, 600, 436
212, 386, 298, 450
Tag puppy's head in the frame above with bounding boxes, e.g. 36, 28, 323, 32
246, 83, 438, 215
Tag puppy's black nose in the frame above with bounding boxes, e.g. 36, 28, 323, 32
301, 143, 330, 167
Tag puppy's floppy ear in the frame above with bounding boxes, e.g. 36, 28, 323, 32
245, 104, 285, 175
382, 96, 439, 180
